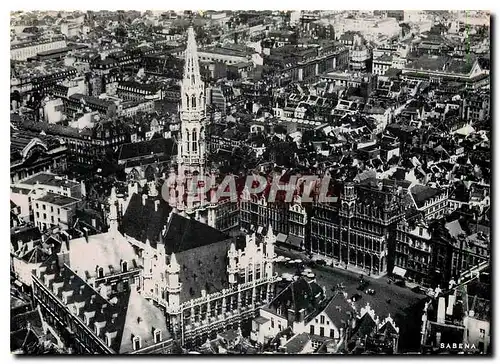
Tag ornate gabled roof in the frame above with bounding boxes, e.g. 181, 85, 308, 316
378, 314, 400, 335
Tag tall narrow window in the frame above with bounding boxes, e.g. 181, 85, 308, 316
186, 129, 190, 152
185, 94, 189, 110
192, 131, 198, 153
191, 95, 196, 109
154, 329, 162, 343
133, 336, 141, 351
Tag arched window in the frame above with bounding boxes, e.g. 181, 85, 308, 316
191, 95, 196, 109
192, 131, 198, 153
185, 94, 189, 109
191, 75, 195, 85
97, 266, 104, 278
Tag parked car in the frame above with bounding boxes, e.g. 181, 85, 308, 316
411, 286, 426, 294
395, 279, 406, 287
315, 259, 327, 266
357, 280, 369, 291
351, 293, 362, 302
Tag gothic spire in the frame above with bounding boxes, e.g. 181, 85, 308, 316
183, 26, 202, 88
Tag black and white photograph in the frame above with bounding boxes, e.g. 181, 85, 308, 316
9, 9, 491, 355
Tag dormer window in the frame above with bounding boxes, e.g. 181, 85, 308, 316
154, 329, 162, 343
122, 261, 128, 273
133, 336, 141, 351
97, 266, 104, 278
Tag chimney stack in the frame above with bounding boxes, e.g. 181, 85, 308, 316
142, 194, 147, 206
83, 227, 89, 242
155, 200, 160, 212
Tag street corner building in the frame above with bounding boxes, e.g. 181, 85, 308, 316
10, 10, 491, 356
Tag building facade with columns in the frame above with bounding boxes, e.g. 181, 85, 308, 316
310, 178, 412, 275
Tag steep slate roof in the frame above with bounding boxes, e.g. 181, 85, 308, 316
10, 328, 39, 352
120, 193, 173, 248
11, 310, 44, 337
118, 289, 171, 353
175, 238, 236, 302
284, 332, 311, 354
411, 184, 440, 208
321, 293, 355, 329
267, 277, 324, 323
37, 256, 170, 353
65, 231, 139, 280
11, 226, 42, 252
163, 213, 228, 254
118, 138, 175, 162
350, 312, 377, 339
20, 245, 50, 264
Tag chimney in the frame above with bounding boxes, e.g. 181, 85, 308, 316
83, 227, 89, 242
62, 230, 71, 246
142, 194, 147, 206
154, 200, 160, 212
91, 218, 96, 228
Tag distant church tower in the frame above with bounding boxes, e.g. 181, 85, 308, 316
178, 26, 206, 178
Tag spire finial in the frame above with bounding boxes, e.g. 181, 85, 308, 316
169, 252, 180, 271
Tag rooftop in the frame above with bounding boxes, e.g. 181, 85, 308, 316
35, 192, 80, 207
411, 184, 441, 208
20, 172, 80, 189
